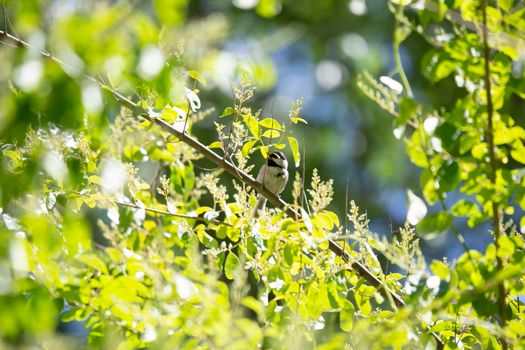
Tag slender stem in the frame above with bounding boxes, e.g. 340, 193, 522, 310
393, 5, 413, 98
113, 200, 233, 227
481, 2, 507, 349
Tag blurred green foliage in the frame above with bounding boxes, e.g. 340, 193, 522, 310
0, 0, 524, 349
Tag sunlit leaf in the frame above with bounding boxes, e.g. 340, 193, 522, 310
243, 114, 260, 138
259, 118, 283, 130
416, 212, 453, 238
242, 139, 258, 157
209, 141, 223, 149
224, 252, 240, 280
340, 301, 355, 332
287, 136, 300, 167
187, 70, 207, 87
78, 254, 109, 274
220, 106, 234, 117
261, 130, 280, 138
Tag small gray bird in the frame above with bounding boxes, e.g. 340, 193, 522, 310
253, 150, 289, 218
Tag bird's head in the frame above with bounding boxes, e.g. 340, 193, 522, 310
267, 150, 288, 169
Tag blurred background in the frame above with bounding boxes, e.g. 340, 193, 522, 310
0, 0, 496, 263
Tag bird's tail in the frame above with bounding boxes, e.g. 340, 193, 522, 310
253, 195, 267, 218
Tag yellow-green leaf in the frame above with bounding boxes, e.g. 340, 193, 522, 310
291, 117, 307, 124
225, 252, 240, 280
243, 115, 259, 138
259, 118, 283, 130
187, 70, 207, 86
209, 141, 223, 149
340, 301, 355, 332
260, 145, 269, 158
261, 130, 280, 138
220, 106, 234, 117
472, 143, 488, 159
511, 140, 525, 164
79, 254, 108, 274
287, 136, 300, 167
242, 139, 258, 157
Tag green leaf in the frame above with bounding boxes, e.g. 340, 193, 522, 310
259, 118, 283, 131
451, 200, 480, 217
187, 70, 207, 87
208, 141, 223, 149
224, 252, 240, 280
420, 169, 439, 205
261, 129, 280, 138
430, 260, 450, 280
63, 215, 92, 255
283, 244, 294, 265
220, 106, 234, 117
497, 235, 515, 258
3, 150, 21, 162
306, 283, 323, 319
24, 289, 58, 333
406, 129, 428, 167
500, 0, 513, 11
243, 115, 260, 138
416, 212, 453, 238
510, 140, 525, 164
421, 50, 456, 82
340, 301, 355, 332
434, 122, 459, 148
326, 280, 343, 309
78, 254, 109, 274
505, 7, 525, 31
494, 126, 525, 145
398, 97, 419, 126
183, 162, 195, 192
291, 117, 307, 124
459, 135, 478, 154
354, 284, 374, 316
242, 139, 258, 157
437, 161, 460, 193
61, 308, 82, 322
287, 136, 300, 167
240, 296, 264, 315
259, 145, 269, 158
471, 143, 488, 159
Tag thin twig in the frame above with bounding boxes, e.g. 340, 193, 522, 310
343, 176, 349, 255
113, 199, 233, 227
393, 5, 413, 98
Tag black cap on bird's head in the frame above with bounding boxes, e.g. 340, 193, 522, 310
268, 150, 286, 160
267, 150, 288, 169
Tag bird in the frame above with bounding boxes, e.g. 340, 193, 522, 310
253, 150, 289, 218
